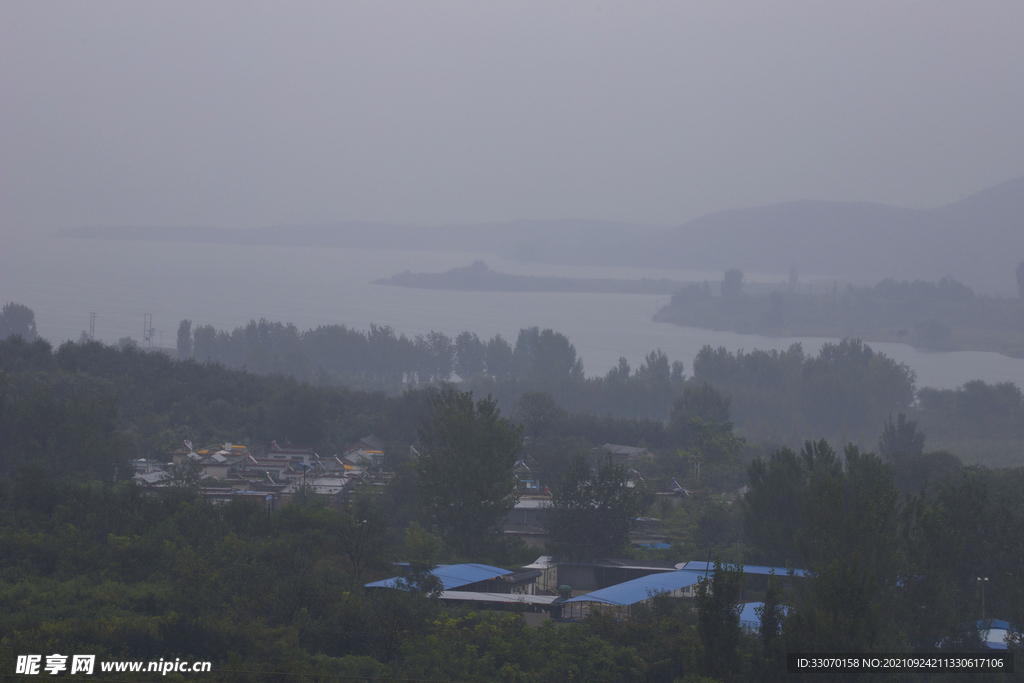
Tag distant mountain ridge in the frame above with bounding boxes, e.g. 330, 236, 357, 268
58, 176, 1024, 294
630, 176, 1024, 294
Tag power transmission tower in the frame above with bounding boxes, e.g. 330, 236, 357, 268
143, 314, 155, 348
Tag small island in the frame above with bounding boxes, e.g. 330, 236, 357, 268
374, 260, 688, 295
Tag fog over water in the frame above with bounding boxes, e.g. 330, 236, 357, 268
3, 2, 1023, 393
4, 235, 1023, 392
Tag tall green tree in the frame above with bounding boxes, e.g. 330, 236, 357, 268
756, 572, 787, 683
484, 334, 514, 380
781, 444, 905, 659
670, 381, 732, 440
176, 319, 193, 359
720, 268, 745, 298
414, 385, 522, 557
546, 453, 643, 558
0, 302, 37, 341
671, 382, 745, 489
695, 559, 745, 681
743, 446, 806, 565
877, 411, 925, 461
512, 327, 584, 386
514, 391, 566, 441
454, 331, 485, 379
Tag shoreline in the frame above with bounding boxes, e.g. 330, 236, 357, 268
651, 313, 1024, 360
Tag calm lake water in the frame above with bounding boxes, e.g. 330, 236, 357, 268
3, 234, 1024, 391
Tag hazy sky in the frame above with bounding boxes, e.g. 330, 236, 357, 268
2, 1, 1022, 235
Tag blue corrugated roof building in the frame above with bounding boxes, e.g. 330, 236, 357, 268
682, 561, 808, 578
564, 570, 706, 607
365, 563, 512, 591
738, 601, 790, 630
557, 563, 810, 621
559, 570, 707, 619
978, 620, 1012, 650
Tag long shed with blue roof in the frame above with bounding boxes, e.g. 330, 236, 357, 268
561, 570, 707, 620
680, 561, 808, 577
365, 563, 514, 591
560, 562, 810, 621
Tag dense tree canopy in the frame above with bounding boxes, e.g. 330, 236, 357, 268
546, 453, 644, 559
878, 411, 925, 460
0, 302, 37, 341
658, 274, 1024, 358
414, 386, 522, 557
2, 304, 1023, 681
721, 268, 745, 298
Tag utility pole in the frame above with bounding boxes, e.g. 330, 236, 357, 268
89, 312, 96, 341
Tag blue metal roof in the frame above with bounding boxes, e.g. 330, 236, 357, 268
977, 619, 1012, 630
738, 601, 790, 629
683, 561, 808, 578
977, 620, 1012, 650
365, 563, 512, 590
564, 570, 706, 607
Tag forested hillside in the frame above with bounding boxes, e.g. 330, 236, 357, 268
2, 331, 1023, 681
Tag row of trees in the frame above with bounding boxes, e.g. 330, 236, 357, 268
9, 302, 1021, 481
172, 314, 931, 446
659, 272, 1024, 353
691, 339, 916, 443
916, 380, 1024, 441
15, 302, 996, 452
174, 317, 696, 419
741, 438, 1024, 667
175, 319, 585, 387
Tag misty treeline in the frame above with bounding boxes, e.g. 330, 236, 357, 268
0, 335, 421, 477
0, 334, 734, 490
658, 273, 1024, 356
689, 339, 915, 446
175, 316, 689, 418
917, 380, 1024, 441
174, 317, 924, 445
177, 318, 613, 398
6, 301, 1024, 460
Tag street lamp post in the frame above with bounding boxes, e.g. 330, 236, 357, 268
977, 577, 988, 622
